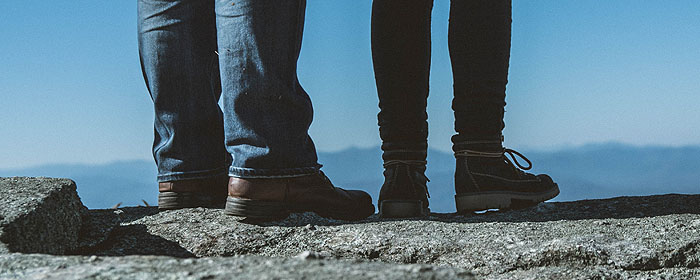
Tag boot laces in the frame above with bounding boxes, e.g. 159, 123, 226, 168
454, 148, 533, 177
383, 160, 430, 198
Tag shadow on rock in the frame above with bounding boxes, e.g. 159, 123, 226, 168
81, 223, 194, 257
71, 207, 227, 257
246, 194, 700, 227
440, 194, 700, 224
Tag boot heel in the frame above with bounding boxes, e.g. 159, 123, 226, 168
379, 200, 429, 218
224, 196, 289, 220
158, 192, 207, 210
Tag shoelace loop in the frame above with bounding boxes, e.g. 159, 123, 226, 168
454, 148, 533, 171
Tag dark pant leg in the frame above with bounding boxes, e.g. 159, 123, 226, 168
138, 0, 229, 182
215, 0, 321, 178
449, 0, 512, 150
372, 0, 434, 161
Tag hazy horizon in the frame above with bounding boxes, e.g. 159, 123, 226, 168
2, 141, 699, 171
2, 143, 698, 211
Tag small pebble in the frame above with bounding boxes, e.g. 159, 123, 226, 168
691, 219, 700, 227
296, 251, 322, 260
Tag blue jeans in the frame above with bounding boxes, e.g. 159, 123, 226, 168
138, 0, 321, 182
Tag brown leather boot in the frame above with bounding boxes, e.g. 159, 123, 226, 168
158, 176, 229, 210
225, 171, 375, 221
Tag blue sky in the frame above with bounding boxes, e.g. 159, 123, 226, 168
1, 1, 699, 169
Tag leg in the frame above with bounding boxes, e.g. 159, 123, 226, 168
449, 0, 510, 145
448, 0, 558, 213
373, 0, 433, 162
372, 0, 433, 218
216, 0, 374, 220
138, 0, 230, 209
215, 0, 319, 178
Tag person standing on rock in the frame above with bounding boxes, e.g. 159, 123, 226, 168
137, 0, 375, 220
372, 0, 560, 218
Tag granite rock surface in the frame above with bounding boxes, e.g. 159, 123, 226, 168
0, 177, 84, 254
74, 194, 700, 279
1, 177, 699, 279
0, 253, 474, 280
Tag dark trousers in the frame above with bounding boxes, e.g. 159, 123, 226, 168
372, 0, 512, 161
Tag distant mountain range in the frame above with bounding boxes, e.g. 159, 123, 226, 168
1, 143, 698, 213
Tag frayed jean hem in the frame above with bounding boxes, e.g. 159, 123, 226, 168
228, 165, 321, 179
157, 166, 229, 182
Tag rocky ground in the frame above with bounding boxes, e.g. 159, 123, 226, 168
1, 177, 699, 279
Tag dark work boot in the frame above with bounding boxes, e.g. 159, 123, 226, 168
454, 141, 559, 213
378, 160, 430, 218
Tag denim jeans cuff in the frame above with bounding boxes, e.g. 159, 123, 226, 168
157, 166, 229, 182
229, 165, 322, 179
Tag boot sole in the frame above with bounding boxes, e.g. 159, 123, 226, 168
379, 200, 429, 218
158, 192, 226, 210
455, 183, 560, 213
224, 197, 290, 220
225, 197, 375, 221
